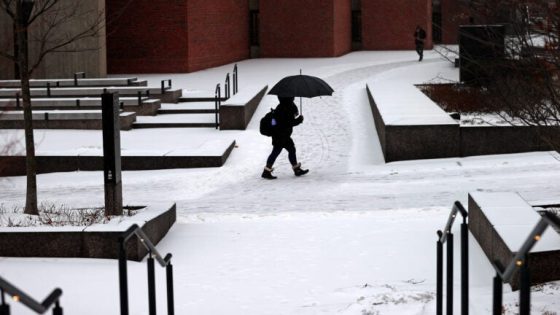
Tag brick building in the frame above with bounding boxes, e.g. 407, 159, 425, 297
1, 0, 475, 79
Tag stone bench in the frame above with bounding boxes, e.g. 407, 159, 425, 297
366, 81, 460, 161
0, 97, 160, 116
469, 192, 560, 289
0, 110, 136, 130
219, 85, 268, 130
0, 77, 147, 88
0, 86, 182, 103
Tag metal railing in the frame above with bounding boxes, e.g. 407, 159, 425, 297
118, 224, 174, 315
436, 201, 469, 315
214, 83, 221, 129
0, 277, 63, 315
160, 79, 172, 94
225, 73, 231, 99
73, 72, 86, 86
490, 211, 560, 315
233, 64, 238, 95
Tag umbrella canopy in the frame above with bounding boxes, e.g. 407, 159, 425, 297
268, 75, 334, 98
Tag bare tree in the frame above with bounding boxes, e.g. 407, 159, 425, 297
0, 0, 104, 214
435, 0, 560, 150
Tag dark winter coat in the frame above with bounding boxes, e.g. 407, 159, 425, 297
272, 100, 303, 146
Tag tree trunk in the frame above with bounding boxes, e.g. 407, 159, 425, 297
16, 3, 38, 215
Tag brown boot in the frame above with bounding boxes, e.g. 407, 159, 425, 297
292, 163, 309, 177
261, 166, 277, 179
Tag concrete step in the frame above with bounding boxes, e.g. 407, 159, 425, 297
158, 102, 217, 114
133, 113, 217, 129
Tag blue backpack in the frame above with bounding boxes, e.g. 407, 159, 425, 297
259, 109, 277, 137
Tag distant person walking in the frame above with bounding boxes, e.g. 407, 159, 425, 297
261, 96, 309, 179
414, 25, 426, 61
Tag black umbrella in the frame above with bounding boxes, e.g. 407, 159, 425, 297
268, 73, 334, 113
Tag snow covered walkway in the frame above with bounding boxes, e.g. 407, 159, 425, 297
2, 51, 560, 314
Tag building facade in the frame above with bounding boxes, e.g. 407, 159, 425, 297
1, 0, 475, 79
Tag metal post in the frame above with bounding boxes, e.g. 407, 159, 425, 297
233, 64, 238, 94
215, 84, 220, 129
74, 73, 78, 86
47, 82, 51, 97
147, 253, 157, 315
76, 99, 80, 108
519, 256, 530, 315
168, 79, 172, 89
102, 92, 123, 216
16, 93, 20, 108
492, 274, 502, 315
137, 91, 142, 106
0, 289, 9, 315
437, 232, 443, 315
166, 263, 175, 315
447, 232, 454, 315
225, 73, 230, 99
52, 301, 63, 315
118, 240, 129, 315
161, 80, 165, 94
461, 221, 469, 315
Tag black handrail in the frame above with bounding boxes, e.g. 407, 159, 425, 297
0, 277, 63, 314
118, 223, 174, 315
74, 72, 86, 86
489, 211, 560, 315
436, 201, 468, 315
233, 64, 238, 95
214, 84, 221, 129
160, 79, 172, 94
225, 73, 231, 99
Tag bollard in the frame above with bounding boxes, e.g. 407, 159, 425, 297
47, 82, 51, 97
16, 93, 20, 108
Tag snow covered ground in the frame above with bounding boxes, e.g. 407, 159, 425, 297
2, 50, 560, 314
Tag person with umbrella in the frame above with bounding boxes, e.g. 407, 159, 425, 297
261, 73, 334, 179
261, 96, 308, 180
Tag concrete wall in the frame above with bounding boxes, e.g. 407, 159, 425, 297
0, 0, 106, 80
362, 0, 433, 50
260, 0, 351, 57
186, 0, 250, 72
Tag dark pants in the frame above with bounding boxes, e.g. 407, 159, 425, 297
415, 41, 424, 61
266, 137, 297, 167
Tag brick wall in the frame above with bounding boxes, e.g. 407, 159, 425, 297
186, 0, 249, 72
107, 0, 248, 74
333, 0, 352, 56
260, 0, 351, 57
362, 0, 433, 50
106, 0, 189, 73
441, 0, 471, 44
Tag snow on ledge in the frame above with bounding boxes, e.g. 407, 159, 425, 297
222, 85, 268, 107
470, 191, 560, 253
367, 81, 458, 126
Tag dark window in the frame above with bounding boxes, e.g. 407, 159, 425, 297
352, 10, 362, 42
250, 10, 259, 46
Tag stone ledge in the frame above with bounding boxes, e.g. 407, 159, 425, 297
0, 203, 176, 261
468, 192, 560, 289
219, 85, 268, 130
0, 140, 236, 177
